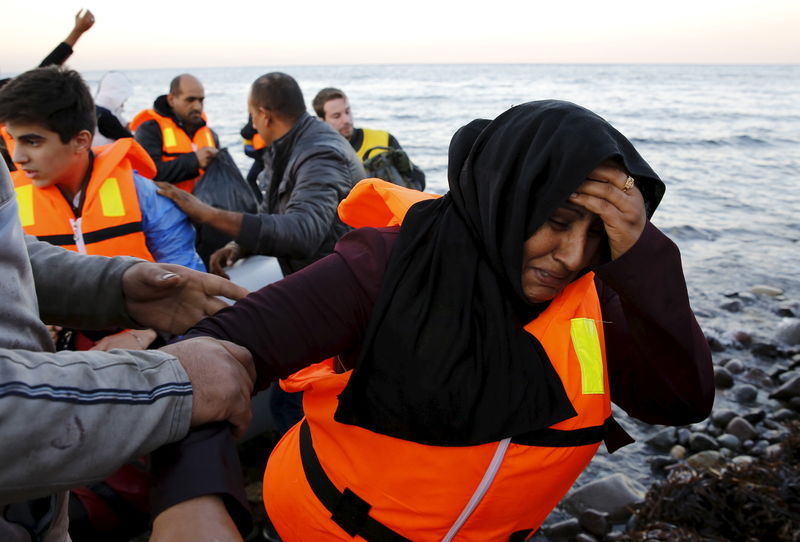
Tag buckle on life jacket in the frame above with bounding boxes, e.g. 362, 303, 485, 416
298, 420, 411, 542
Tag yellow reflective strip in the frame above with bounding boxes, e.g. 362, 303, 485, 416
205, 131, 214, 147
164, 127, 177, 149
98, 177, 125, 217
14, 184, 35, 227
570, 318, 605, 395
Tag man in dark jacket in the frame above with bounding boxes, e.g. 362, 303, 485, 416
131, 74, 219, 191
156, 72, 365, 277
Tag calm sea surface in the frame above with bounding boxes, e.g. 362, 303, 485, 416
84, 63, 800, 518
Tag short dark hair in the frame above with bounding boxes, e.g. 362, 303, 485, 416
312, 87, 346, 118
169, 73, 197, 96
250, 73, 306, 122
0, 66, 96, 143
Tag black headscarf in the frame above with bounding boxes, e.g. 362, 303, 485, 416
335, 100, 665, 446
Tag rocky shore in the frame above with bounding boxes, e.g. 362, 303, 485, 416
531, 285, 800, 542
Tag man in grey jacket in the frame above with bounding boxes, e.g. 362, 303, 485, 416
0, 159, 254, 541
156, 72, 365, 277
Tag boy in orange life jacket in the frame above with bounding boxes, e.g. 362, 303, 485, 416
131, 74, 219, 193
0, 66, 206, 351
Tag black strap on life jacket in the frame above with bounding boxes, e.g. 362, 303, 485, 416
511, 416, 612, 447
298, 420, 412, 542
36, 221, 144, 247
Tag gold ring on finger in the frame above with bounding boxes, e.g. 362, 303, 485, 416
622, 175, 635, 193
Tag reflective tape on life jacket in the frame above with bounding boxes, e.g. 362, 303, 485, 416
356, 128, 390, 161
244, 132, 267, 153
129, 109, 215, 193
11, 138, 156, 261
265, 180, 612, 541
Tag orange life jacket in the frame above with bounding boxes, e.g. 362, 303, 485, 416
12, 138, 156, 261
1, 123, 15, 163
129, 109, 215, 193
264, 179, 611, 541
244, 132, 267, 153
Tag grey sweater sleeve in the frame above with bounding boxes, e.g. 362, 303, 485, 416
25, 236, 143, 330
0, 347, 192, 504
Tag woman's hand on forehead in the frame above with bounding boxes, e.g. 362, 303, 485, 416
567, 165, 647, 260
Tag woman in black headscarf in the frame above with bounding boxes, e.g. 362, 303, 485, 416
150, 101, 714, 542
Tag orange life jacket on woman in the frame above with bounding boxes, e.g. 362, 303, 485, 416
12, 138, 156, 261
129, 109, 215, 193
263, 179, 612, 541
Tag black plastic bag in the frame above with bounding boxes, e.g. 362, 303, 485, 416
193, 147, 259, 213
192, 148, 259, 266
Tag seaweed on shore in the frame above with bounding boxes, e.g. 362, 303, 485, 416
619, 422, 800, 542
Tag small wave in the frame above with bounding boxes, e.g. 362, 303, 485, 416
631, 135, 772, 148
661, 225, 719, 241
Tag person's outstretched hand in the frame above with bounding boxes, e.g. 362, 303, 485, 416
155, 181, 216, 224
122, 262, 248, 334
161, 337, 255, 437
209, 241, 241, 278
64, 9, 95, 47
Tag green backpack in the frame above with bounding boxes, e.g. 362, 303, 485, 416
362, 146, 426, 191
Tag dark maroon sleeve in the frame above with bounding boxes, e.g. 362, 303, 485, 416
595, 221, 714, 427
185, 227, 398, 390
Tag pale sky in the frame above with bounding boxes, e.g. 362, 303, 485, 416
2, 0, 798, 73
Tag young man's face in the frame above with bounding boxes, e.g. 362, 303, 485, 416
322, 97, 354, 140
6, 122, 86, 189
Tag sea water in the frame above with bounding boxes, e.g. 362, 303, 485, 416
84, 63, 800, 515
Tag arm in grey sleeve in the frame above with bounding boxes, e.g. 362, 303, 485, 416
237, 150, 352, 258
0, 348, 192, 504
26, 236, 143, 329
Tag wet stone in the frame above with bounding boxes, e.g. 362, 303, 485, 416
645, 427, 677, 452
677, 428, 691, 446
575, 534, 600, 542
745, 367, 773, 389
542, 518, 581, 540
750, 440, 769, 456
734, 384, 758, 403
724, 358, 745, 374
765, 443, 783, 459
562, 473, 646, 522
790, 397, 800, 411
751, 285, 784, 296
776, 318, 800, 345
733, 331, 753, 346
578, 508, 610, 537
743, 410, 766, 425
770, 375, 800, 401
717, 433, 741, 452
649, 455, 678, 473
774, 408, 797, 421
730, 455, 756, 467
714, 366, 734, 389
720, 300, 743, 313
778, 369, 800, 383
710, 408, 738, 427
689, 432, 719, 452
670, 444, 687, 459
726, 417, 759, 442
686, 450, 725, 470
706, 335, 725, 353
